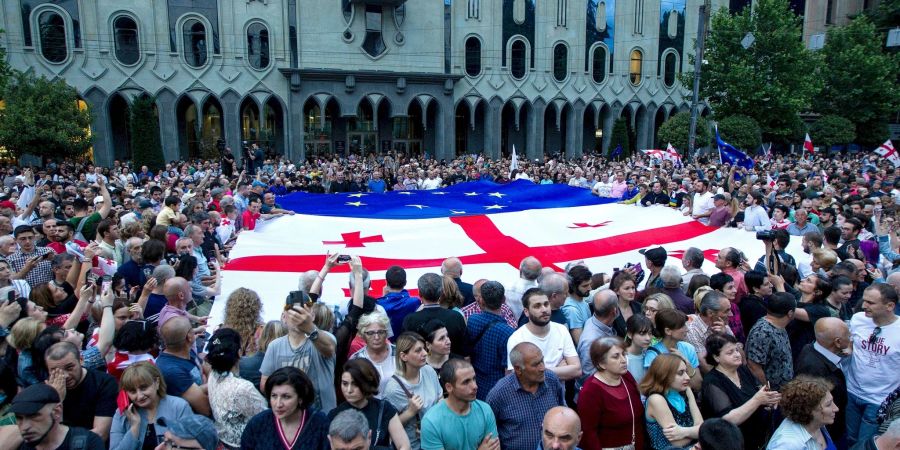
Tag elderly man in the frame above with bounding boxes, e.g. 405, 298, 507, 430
328, 410, 371, 450
795, 317, 850, 446
577, 289, 619, 377
716, 247, 748, 303
441, 257, 475, 305
539, 407, 583, 450
681, 247, 706, 292
461, 279, 518, 328
686, 290, 736, 374
538, 271, 571, 326
505, 256, 542, 320
486, 342, 565, 450
787, 208, 818, 236
403, 273, 469, 356
660, 265, 694, 314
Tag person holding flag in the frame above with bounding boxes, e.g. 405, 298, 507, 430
716, 126, 755, 171
874, 140, 900, 168
804, 133, 815, 156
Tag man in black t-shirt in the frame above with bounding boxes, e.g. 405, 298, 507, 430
402, 273, 469, 357
44, 342, 117, 442
11, 384, 105, 450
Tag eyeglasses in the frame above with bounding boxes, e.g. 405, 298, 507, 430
869, 327, 882, 345
162, 439, 202, 450
363, 330, 388, 337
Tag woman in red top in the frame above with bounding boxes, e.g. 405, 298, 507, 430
577, 336, 645, 450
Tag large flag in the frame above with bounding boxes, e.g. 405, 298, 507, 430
804, 133, 815, 155
716, 126, 755, 170
209, 181, 796, 327
874, 140, 900, 168
509, 145, 519, 176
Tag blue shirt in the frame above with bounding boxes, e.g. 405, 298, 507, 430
486, 371, 565, 450
377, 290, 421, 342
643, 341, 700, 369
561, 296, 591, 331
156, 351, 203, 396
368, 179, 387, 193
467, 311, 515, 400
421, 399, 498, 450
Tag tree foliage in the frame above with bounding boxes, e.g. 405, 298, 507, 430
0, 72, 92, 159
0, 30, 9, 95
130, 96, 164, 171
657, 112, 711, 152
815, 16, 900, 141
690, 0, 821, 144
865, 0, 900, 28
809, 115, 856, 149
609, 117, 630, 158
716, 115, 762, 152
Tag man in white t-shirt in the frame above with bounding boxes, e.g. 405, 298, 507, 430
686, 179, 714, 225
506, 288, 581, 382
845, 283, 900, 447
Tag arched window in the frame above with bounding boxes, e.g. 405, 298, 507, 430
247, 22, 270, 69
38, 11, 67, 63
629, 49, 643, 85
113, 16, 140, 65
664, 52, 677, 88
591, 46, 607, 83
183, 19, 208, 68
553, 43, 568, 81
465, 37, 482, 77
510, 39, 526, 79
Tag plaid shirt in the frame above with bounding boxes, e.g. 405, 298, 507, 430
461, 302, 518, 329
466, 311, 515, 400
7, 247, 54, 287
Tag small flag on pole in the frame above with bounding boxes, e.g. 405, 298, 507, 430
804, 133, 815, 155
509, 145, 519, 176
874, 140, 900, 168
611, 144, 623, 159
716, 126, 755, 170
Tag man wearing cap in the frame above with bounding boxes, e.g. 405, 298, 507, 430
708, 194, 733, 227
10, 384, 105, 450
639, 247, 667, 292
119, 199, 153, 228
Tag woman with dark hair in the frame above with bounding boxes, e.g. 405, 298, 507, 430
709, 272, 745, 342
330, 359, 411, 450
206, 328, 267, 450
241, 366, 330, 450
686, 275, 711, 301
108, 319, 157, 380
421, 319, 458, 373
625, 314, 654, 384
611, 270, 642, 336
700, 334, 780, 450
643, 309, 702, 391
767, 376, 839, 449
641, 354, 704, 450
740, 270, 772, 334
788, 274, 835, 361
577, 336, 645, 450
175, 254, 221, 301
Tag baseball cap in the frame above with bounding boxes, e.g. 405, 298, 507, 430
165, 414, 218, 450
138, 199, 153, 209
251, 180, 267, 189
10, 384, 60, 415
713, 193, 728, 202
639, 246, 668, 266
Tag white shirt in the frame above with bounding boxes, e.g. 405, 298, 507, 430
691, 192, 715, 224
846, 312, 900, 404
506, 322, 577, 370
504, 277, 538, 320
421, 177, 442, 190
743, 205, 772, 232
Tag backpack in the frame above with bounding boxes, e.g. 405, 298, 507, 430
73, 216, 89, 242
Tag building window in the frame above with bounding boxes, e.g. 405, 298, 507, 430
553, 43, 568, 81
113, 16, 140, 65
467, 0, 480, 19
465, 37, 482, 77
183, 19, 208, 68
247, 22, 270, 69
510, 39, 527, 79
591, 46, 607, 83
557, 0, 567, 27
629, 49, 643, 85
362, 4, 386, 57
825, 0, 835, 24
38, 11, 67, 63
664, 52, 677, 87
634, 0, 644, 34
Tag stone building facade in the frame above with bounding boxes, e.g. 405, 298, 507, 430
0, 0, 725, 166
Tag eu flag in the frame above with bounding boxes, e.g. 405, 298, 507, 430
610, 144, 623, 159
716, 127, 755, 170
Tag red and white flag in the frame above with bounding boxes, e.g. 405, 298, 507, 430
803, 133, 815, 155
766, 173, 776, 189
875, 140, 900, 168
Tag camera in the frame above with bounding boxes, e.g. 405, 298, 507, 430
756, 230, 776, 241
284, 290, 313, 311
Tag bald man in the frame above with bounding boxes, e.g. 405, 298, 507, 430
157, 277, 207, 334
506, 256, 542, 319
795, 317, 849, 444
157, 316, 211, 416
441, 257, 475, 306
540, 407, 582, 450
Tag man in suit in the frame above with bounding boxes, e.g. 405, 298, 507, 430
795, 317, 850, 447
441, 257, 475, 306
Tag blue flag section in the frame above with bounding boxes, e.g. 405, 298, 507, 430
275, 180, 617, 219
716, 127, 755, 170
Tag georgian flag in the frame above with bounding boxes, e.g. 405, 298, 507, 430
804, 133, 815, 154
875, 140, 900, 168
209, 181, 799, 327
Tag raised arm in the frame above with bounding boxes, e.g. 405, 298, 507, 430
96, 177, 112, 219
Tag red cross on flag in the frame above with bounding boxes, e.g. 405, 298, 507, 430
875, 140, 900, 168
208, 181, 800, 326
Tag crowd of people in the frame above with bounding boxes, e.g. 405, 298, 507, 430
0, 148, 898, 450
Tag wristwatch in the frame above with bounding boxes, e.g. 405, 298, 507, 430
307, 327, 319, 342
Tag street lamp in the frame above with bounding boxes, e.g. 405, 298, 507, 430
595, 129, 603, 139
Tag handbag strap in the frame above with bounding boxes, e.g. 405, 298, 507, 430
472, 319, 500, 348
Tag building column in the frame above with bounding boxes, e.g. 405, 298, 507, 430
155, 90, 180, 163
220, 90, 242, 158
435, 97, 455, 160
286, 91, 303, 161
527, 101, 546, 159
485, 98, 502, 160
567, 103, 585, 158
82, 89, 112, 167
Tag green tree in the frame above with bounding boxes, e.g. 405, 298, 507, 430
809, 115, 856, 151
0, 72, 92, 160
815, 16, 900, 142
657, 112, 710, 152
865, 0, 900, 28
687, 0, 821, 143
0, 29, 10, 95
716, 115, 762, 152
609, 117, 630, 159
130, 96, 164, 170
